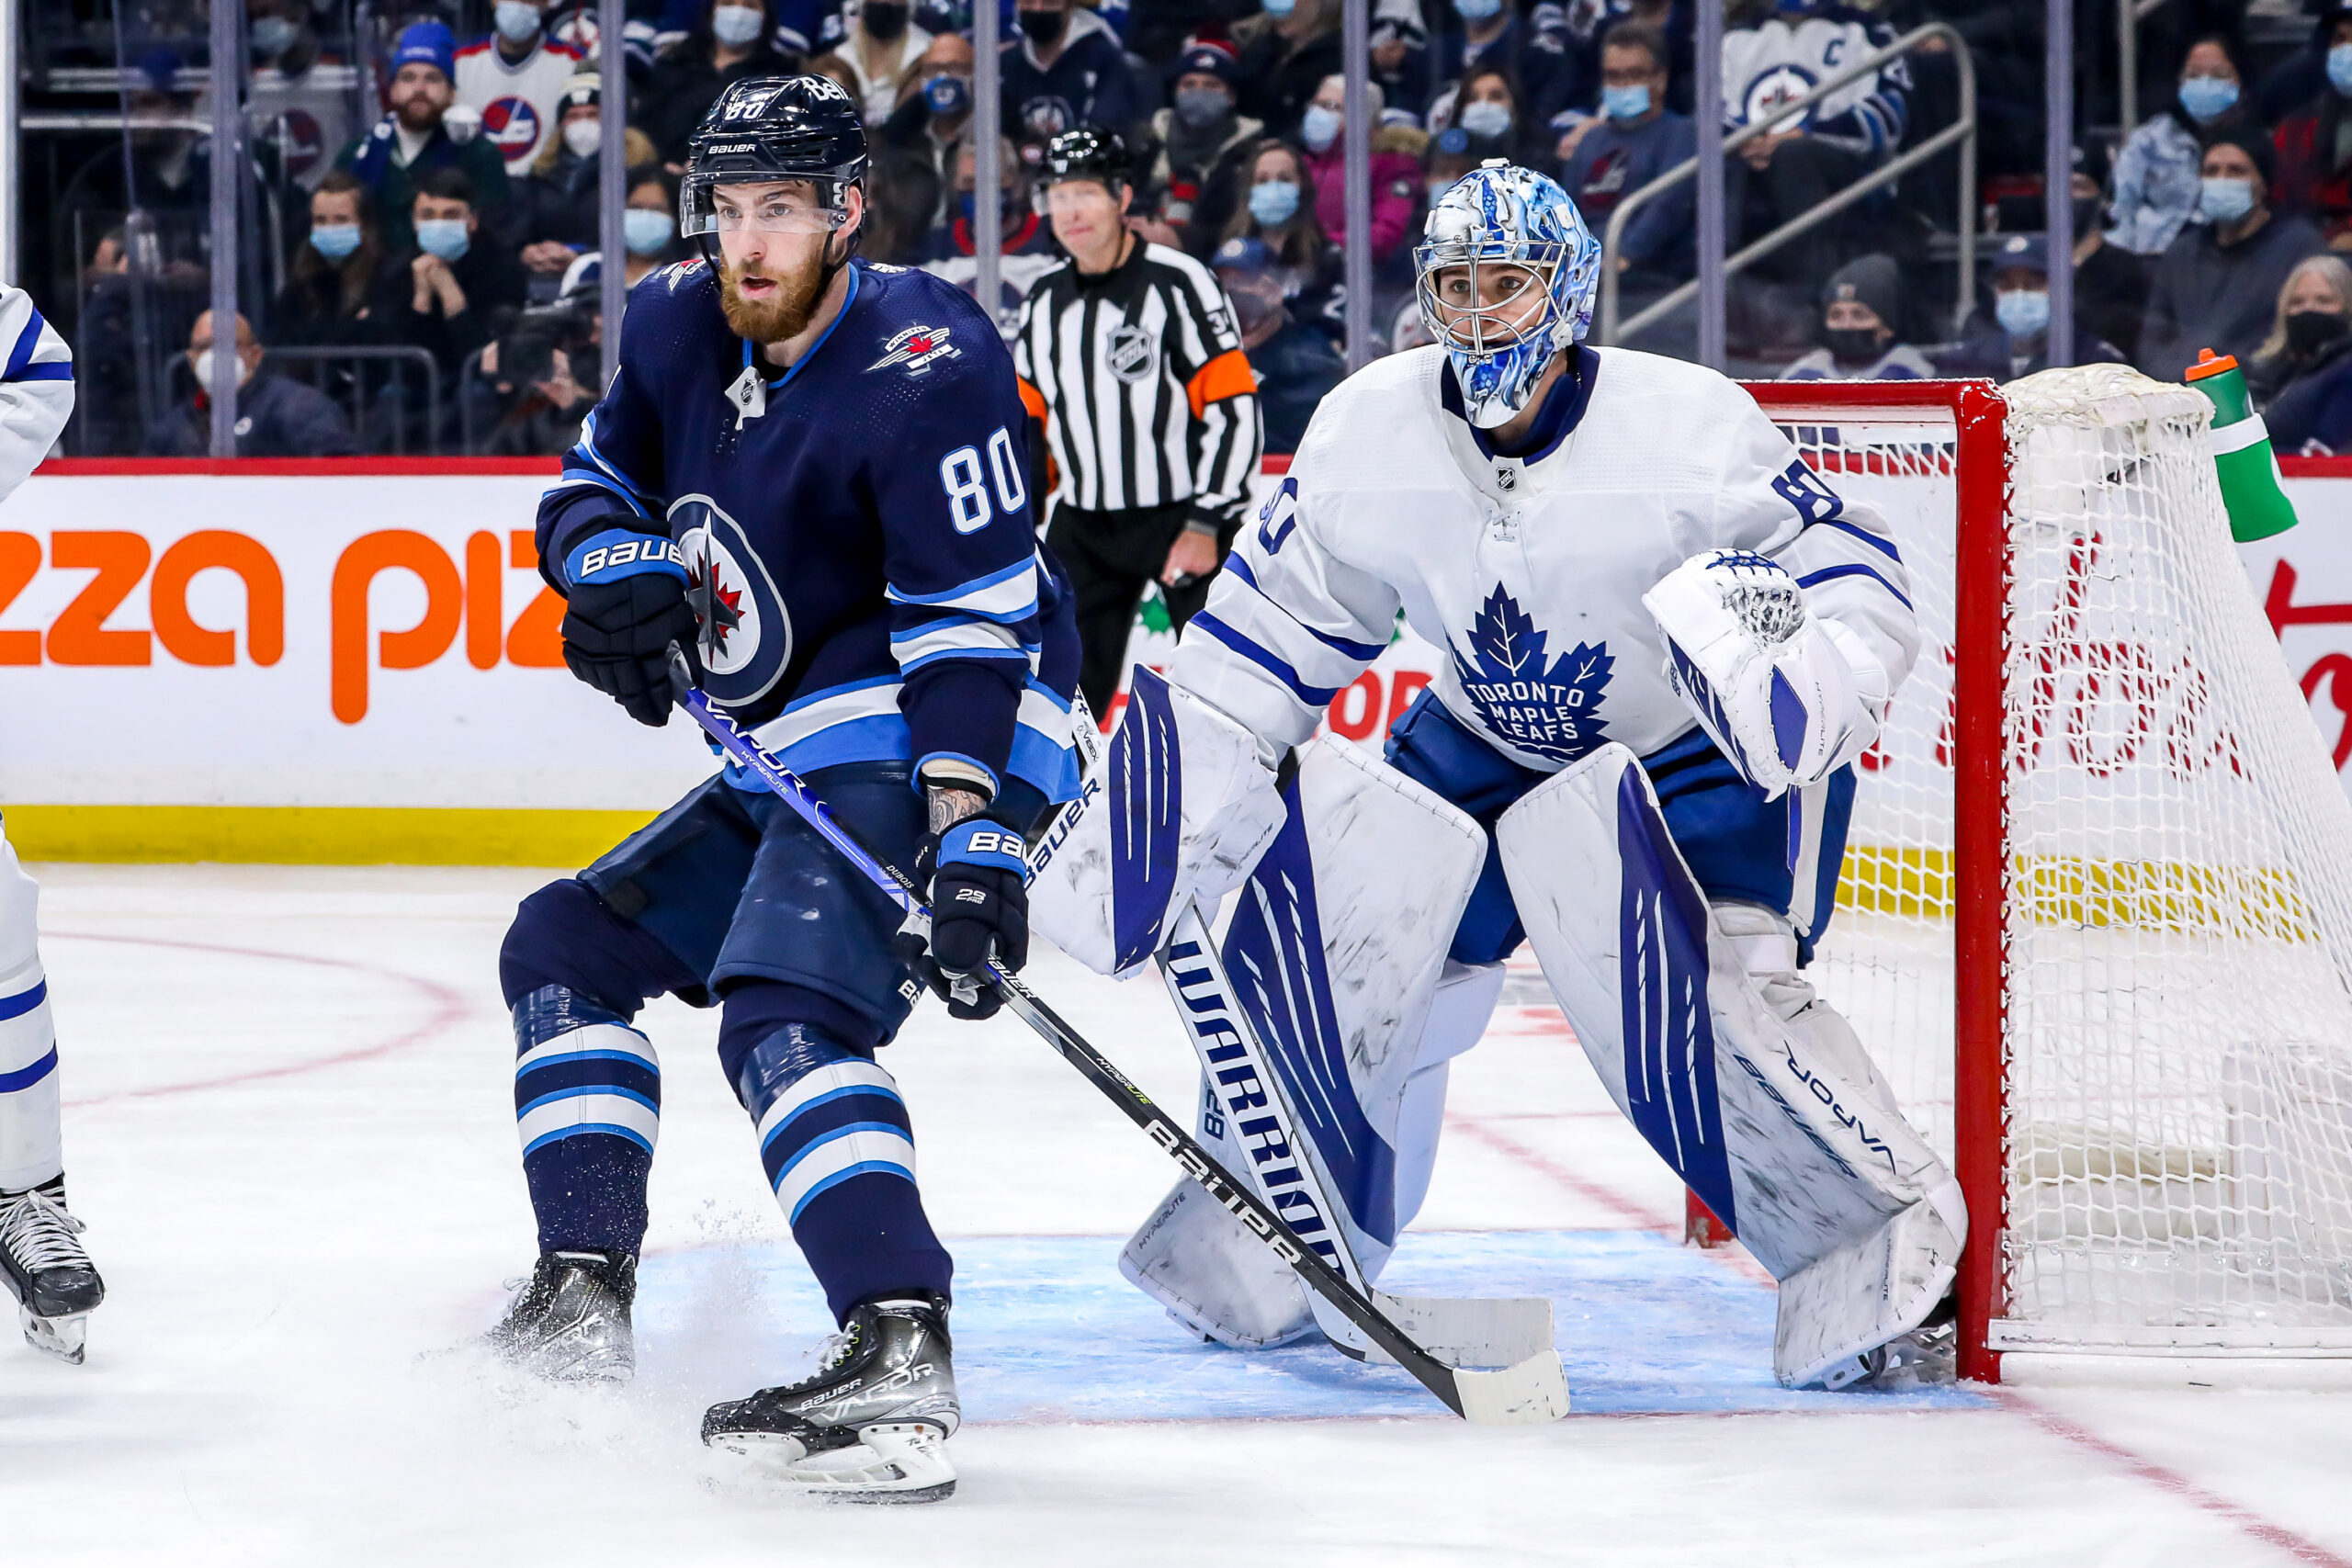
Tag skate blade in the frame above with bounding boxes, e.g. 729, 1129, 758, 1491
19, 1304, 88, 1366
716, 1422, 957, 1503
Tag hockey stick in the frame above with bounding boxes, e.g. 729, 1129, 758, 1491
666, 663, 1567, 1425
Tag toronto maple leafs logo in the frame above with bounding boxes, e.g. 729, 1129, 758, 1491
1450, 585, 1613, 764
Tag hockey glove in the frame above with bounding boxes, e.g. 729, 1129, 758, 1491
893, 818, 1030, 1021
559, 528, 702, 728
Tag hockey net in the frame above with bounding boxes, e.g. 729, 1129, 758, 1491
1746, 368, 2352, 1381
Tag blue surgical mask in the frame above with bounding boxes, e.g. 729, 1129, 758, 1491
2199, 175, 2256, 224
494, 0, 541, 41
1453, 0, 1501, 18
1249, 179, 1300, 227
710, 2, 765, 44
1302, 104, 1341, 152
1261, 0, 1295, 16
309, 221, 362, 260
1601, 83, 1651, 121
1173, 86, 1231, 130
2177, 74, 2237, 124
1458, 99, 1513, 140
623, 208, 674, 254
416, 219, 471, 261
1995, 288, 2050, 339
252, 15, 300, 54
2332, 43, 2352, 97
923, 73, 969, 115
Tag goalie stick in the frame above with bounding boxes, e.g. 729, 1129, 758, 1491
1050, 713, 1555, 1371
666, 657, 1568, 1425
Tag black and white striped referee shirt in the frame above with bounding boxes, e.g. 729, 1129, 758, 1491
1013, 239, 1263, 528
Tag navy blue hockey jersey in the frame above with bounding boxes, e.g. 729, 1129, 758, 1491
537, 258, 1082, 807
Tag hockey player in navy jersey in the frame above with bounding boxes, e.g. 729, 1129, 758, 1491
485, 74, 1081, 1501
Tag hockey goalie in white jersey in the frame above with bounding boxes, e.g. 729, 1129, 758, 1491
1030, 161, 1964, 1391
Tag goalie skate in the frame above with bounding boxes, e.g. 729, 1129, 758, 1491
0, 1178, 104, 1366
484, 1249, 636, 1382
702, 1293, 959, 1503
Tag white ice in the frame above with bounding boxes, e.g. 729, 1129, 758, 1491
6, 864, 2351, 1566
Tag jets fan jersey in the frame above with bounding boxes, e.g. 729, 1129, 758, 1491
1169, 344, 1919, 774
537, 258, 1082, 806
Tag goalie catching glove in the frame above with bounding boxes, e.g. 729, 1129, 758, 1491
893, 818, 1030, 1021
560, 528, 703, 728
1643, 549, 1890, 799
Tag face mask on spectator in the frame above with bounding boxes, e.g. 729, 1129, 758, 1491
563, 119, 602, 157
1018, 6, 1068, 41
624, 208, 676, 254
1458, 99, 1513, 141
924, 73, 970, 115
2199, 175, 2255, 224
1260, 0, 1295, 17
2177, 75, 2236, 124
862, 1, 908, 40
1601, 83, 1650, 121
1453, 0, 1502, 21
1995, 288, 2050, 339
417, 219, 471, 261
2331, 43, 2352, 97
2288, 308, 2350, 355
2074, 195, 2102, 236
1174, 87, 1231, 130
1250, 179, 1301, 227
710, 3, 765, 45
1822, 326, 1883, 367
192, 348, 253, 390
1302, 105, 1341, 151
309, 221, 362, 261
494, 1, 541, 41
252, 15, 300, 54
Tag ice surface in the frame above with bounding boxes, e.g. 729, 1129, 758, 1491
6, 865, 2347, 1566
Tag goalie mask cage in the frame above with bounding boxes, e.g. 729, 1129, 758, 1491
1719, 367, 2352, 1384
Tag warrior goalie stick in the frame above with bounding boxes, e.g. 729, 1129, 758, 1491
1049, 713, 1556, 1371
667, 658, 1569, 1425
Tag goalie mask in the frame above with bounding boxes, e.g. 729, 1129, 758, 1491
1413, 160, 1602, 429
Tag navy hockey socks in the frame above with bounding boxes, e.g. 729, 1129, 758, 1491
512, 985, 661, 1256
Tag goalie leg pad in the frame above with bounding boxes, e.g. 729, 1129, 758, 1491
1492, 744, 1964, 1388
1391, 960, 1507, 1233
1027, 666, 1289, 978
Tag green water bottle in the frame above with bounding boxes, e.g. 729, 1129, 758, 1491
2185, 347, 2300, 542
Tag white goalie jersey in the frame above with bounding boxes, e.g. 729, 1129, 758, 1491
1170, 344, 1921, 775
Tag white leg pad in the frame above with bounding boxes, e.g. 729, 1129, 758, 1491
0, 830, 60, 1193
1119, 1174, 1318, 1350
1492, 743, 1963, 1388
1390, 960, 1506, 1233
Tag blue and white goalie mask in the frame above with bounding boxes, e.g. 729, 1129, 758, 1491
1413, 161, 1602, 429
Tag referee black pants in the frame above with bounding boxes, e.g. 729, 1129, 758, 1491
1046, 502, 1237, 717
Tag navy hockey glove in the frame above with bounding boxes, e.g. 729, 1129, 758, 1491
893, 818, 1029, 1021
559, 529, 701, 728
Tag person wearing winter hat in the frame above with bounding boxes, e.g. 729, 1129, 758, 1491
334, 20, 513, 253
515, 75, 663, 280
1295, 74, 1422, 271
1940, 232, 2129, 384
1214, 234, 1342, 455
1146, 43, 1261, 253
1781, 254, 1936, 381
2143, 132, 2328, 376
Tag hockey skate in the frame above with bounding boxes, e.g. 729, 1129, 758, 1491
703, 1293, 959, 1503
0, 1177, 105, 1365
485, 1249, 637, 1382
1820, 1292, 1958, 1392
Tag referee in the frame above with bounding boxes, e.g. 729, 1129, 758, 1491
1015, 128, 1264, 716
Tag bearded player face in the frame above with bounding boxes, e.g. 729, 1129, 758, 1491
714, 178, 862, 344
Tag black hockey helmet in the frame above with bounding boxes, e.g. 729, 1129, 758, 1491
1037, 125, 1130, 198
680, 75, 869, 247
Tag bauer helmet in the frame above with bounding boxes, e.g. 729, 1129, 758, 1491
1413, 159, 1603, 428
680, 74, 868, 259
1035, 125, 1131, 204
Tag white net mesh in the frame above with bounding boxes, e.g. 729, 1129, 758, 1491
1762, 367, 2352, 1357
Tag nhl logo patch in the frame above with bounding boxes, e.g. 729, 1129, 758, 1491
869, 323, 960, 376
1106, 324, 1157, 384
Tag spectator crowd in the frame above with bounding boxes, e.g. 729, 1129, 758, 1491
44, 0, 2352, 457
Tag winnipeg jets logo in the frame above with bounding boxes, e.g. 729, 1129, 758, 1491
1450, 585, 1613, 764
868, 324, 960, 376
671, 494, 792, 701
